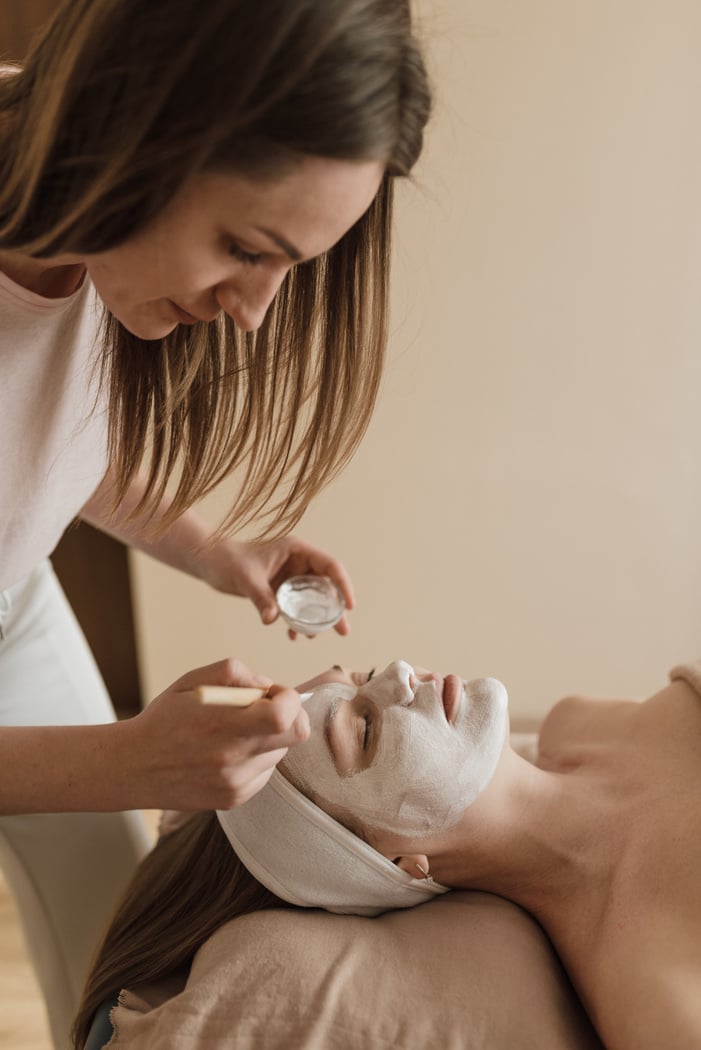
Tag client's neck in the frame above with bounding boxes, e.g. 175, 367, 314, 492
428, 749, 618, 922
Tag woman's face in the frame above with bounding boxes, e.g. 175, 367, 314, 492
84, 156, 383, 339
282, 660, 509, 841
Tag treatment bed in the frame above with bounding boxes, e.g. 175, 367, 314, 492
93, 731, 603, 1049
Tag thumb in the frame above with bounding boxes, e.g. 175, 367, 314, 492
259, 600, 279, 626
247, 581, 278, 626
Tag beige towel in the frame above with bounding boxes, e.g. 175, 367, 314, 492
107, 892, 602, 1050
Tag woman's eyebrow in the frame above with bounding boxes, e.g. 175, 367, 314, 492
254, 225, 303, 262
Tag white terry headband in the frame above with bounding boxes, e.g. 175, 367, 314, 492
217, 768, 449, 917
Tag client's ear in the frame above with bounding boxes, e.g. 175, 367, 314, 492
393, 854, 430, 880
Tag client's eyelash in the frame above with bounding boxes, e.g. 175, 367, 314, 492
367, 668, 375, 681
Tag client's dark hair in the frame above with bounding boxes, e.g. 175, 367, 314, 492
71, 813, 281, 1049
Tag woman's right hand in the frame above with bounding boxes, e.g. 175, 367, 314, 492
119, 657, 310, 811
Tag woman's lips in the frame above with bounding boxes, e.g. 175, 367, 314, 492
169, 300, 200, 324
442, 674, 463, 723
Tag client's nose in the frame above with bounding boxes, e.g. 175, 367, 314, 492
377, 660, 416, 707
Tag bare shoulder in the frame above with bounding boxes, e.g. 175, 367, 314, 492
593, 963, 701, 1050
588, 926, 701, 1050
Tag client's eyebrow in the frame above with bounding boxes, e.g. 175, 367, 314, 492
324, 700, 340, 768
324, 698, 361, 775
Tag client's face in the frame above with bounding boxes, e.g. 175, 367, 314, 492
281, 660, 508, 840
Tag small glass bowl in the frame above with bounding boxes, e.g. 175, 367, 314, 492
275, 575, 346, 636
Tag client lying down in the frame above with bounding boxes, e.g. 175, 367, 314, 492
72, 658, 701, 1050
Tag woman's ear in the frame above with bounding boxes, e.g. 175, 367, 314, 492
393, 853, 430, 879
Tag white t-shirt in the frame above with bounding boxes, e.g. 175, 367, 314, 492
0, 270, 109, 590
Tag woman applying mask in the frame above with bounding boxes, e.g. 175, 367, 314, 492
73, 658, 701, 1050
0, 0, 431, 1043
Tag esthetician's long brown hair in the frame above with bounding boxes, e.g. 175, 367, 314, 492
0, 0, 431, 536
71, 812, 275, 1049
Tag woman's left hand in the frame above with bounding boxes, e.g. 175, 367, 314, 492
82, 474, 353, 637
199, 535, 355, 638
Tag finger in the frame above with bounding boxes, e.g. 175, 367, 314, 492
333, 612, 351, 637
245, 579, 279, 626
219, 746, 291, 807
236, 687, 309, 749
286, 543, 355, 612
174, 657, 273, 692
233, 765, 280, 806
239, 745, 290, 779
235, 739, 310, 805
291, 705, 310, 741
316, 556, 355, 611
260, 602, 279, 626
266, 685, 310, 742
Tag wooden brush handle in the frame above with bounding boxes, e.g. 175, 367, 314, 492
195, 685, 266, 707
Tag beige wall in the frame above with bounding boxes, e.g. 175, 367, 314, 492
131, 0, 701, 718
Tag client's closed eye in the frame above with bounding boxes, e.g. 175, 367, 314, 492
351, 703, 377, 767
362, 713, 372, 751
325, 693, 379, 775
353, 711, 373, 755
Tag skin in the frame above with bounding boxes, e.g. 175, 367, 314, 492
0, 156, 384, 815
283, 660, 508, 839
0, 156, 383, 336
287, 663, 701, 1050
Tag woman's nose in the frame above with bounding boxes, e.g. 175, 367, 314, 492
216, 268, 288, 332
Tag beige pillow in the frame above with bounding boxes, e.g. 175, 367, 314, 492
109, 891, 603, 1049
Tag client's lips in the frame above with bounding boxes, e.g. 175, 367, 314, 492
442, 674, 463, 724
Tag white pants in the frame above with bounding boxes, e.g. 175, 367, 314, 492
0, 561, 151, 1048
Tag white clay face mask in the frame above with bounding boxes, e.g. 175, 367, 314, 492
282, 660, 508, 838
